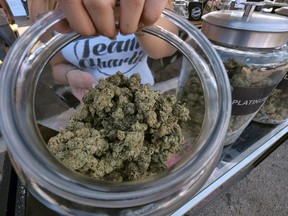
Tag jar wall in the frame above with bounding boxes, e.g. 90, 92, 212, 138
0, 9, 231, 215
253, 71, 288, 124
213, 44, 288, 145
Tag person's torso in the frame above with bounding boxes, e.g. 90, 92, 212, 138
61, 34, 154, 85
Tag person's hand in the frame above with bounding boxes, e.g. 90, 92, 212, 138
57, 0, 168, 38
66, 69, 97, 101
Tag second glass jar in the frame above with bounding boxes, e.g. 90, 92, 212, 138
201, 3, 288, 145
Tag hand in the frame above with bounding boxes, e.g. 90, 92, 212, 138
57, 0, 168, 38
66, 69, 97, 101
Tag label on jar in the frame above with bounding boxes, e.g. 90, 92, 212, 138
276, 73, 288, 92
232, 85, 276, 116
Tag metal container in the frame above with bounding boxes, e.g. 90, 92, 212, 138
0, 9, 231, 215
202, 2, 288, 145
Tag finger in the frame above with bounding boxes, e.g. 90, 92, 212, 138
67, 70, 96, 89
81, 72, 97, 89
140, 0, 167, 26
119, 0, 145, 35
58, 0, 97, 36
77, 72, 97, 89
53, 19, 72, 34
72, 88, 88, 101
84, 0, 118, 38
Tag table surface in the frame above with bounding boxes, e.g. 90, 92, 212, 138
173, 120, 288, 215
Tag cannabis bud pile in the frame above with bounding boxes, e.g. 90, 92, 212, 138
47, 72, 189, 182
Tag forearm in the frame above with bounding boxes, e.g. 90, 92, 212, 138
136, 16, 178, 59
136, 1, 178, 59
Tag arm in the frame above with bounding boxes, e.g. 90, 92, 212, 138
28, 0, 45, 24
136, 2, 178, 59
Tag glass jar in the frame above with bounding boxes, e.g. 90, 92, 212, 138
201, 2, 288, 146
253, 71, 288, 124
0, 9, 231, 215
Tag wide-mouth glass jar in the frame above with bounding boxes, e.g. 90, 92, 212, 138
201, 2, 288, 146
0, 9, 231, 215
